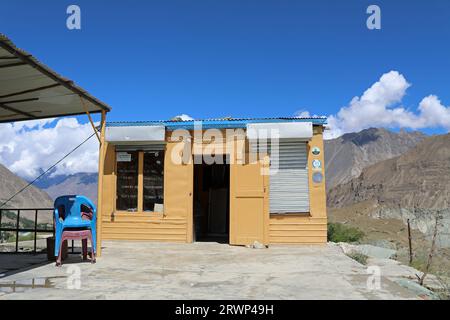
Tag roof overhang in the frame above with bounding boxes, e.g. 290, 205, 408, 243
246, 122, 313, 140
0, 34, 111, 123
105, 125, 166, 144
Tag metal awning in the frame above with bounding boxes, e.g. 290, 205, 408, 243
105, 125, 166, 144
246, 122, 313, 140
0, 34, 111, 123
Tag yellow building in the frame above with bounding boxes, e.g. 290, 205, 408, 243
96, 117, 327, 252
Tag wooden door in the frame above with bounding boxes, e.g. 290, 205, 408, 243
164, 140, 194, 242
230, 155, 269, 245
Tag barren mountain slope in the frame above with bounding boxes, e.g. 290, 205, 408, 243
328, 133, 450, 209
0, 163, 52, 209
41, 173, 98, 204
328, 133, 450, 247
324, 128, 426, 190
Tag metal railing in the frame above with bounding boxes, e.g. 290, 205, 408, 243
0, 208, 54, 254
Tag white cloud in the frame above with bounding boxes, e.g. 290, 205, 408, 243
0, 118, 99, 180
295, 110, 311, 118
173, 114, 194, 121
321, 71, 450, 139
417, 95, 450, 129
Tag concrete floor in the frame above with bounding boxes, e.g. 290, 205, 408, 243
0, 241, 421, 300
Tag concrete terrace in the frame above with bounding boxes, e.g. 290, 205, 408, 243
0, 241, 421, 300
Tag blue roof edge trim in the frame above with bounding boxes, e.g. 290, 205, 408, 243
107, 117, 327, 130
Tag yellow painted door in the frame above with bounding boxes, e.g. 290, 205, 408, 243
230, 156, 269, 245
164, 141, 194, 242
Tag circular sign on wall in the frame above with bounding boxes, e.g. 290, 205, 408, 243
313, 172, 323, 184
312, 159, 322, 170
312, 147, 321, 155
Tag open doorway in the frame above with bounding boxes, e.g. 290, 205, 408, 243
193, 157, 230, 243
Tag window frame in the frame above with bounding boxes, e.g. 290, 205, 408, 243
115, 150, 139, 212
142, 150, 165, 212
114, 149, 165, 215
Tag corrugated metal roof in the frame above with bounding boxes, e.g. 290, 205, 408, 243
0, 34, 111, 123
107, 117, 327, 130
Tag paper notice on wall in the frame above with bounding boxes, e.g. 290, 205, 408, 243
117, 152, 132, 162
154, 204, 164, 213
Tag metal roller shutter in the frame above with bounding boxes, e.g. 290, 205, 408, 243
269, 141, 309, 213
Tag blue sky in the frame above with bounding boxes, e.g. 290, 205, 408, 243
1, 0, 449, 127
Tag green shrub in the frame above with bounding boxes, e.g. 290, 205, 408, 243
328, 222, 365, 243
347, 252, 369, 265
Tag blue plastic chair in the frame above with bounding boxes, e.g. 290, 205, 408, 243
54, 195, 97, 258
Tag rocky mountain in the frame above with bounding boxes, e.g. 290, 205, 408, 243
36, 173, 98, 204
324, 128, 426, 190
328, 133, 450, 247
0, 163, 52, 209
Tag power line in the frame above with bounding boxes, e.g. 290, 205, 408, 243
0, 132, 97, 209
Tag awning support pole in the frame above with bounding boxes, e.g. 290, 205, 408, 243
96, 110, 107, 257
80, 96, 101, 144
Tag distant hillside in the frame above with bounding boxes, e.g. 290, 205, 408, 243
328, 133, 450, 247
324, 128, 426, 190
0, 163, 52, 209
36, 173, 98, 204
